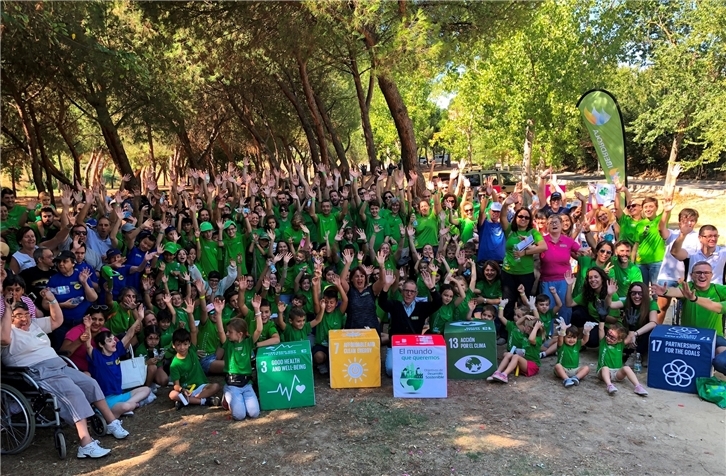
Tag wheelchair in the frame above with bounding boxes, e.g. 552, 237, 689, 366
1, 356, 108, 459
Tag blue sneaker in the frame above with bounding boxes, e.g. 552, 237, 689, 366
563, 378, 575, 388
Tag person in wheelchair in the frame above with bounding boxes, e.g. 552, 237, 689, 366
1, 288, 130, 459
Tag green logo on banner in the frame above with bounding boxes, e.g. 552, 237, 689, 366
577, 90, 627, 185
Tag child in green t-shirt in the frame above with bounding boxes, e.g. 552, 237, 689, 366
311, 274, 348, 375
489, 313, 545, 384
276, 305, 323, 342
533, 288, 562, 359
168, 316, 222, 410
213, 295, 262, 421
246, 299, 280, 348
597, 321, 648, 396
553, 319, 594, 388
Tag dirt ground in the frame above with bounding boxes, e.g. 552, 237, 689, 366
3, 342, 724, 476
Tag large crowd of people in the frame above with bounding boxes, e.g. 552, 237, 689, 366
1, 160, 725, 458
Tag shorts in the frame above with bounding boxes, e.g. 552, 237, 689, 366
200, 354, 217, 374
189, 384, 207, 398
554, 367, 579, 378
311, 344, 329, 359
522, 360, 540, 377
598, 367, 625, 382
105, 391, 132, 408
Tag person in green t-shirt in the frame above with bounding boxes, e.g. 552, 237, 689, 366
197, 221, 222, 279
609, 281, 659, 361
426, 283, 466, 334
553, 320, 594, 387
565, 267, 621, 348
246, 299, 280, 348
596, 321, 648, 396
168, 315, 222, 410
633, 197, 665, 285
609, 241, 643, 297
311, 274, 348, 375
276, 304, 323, 342
309, 198, 347, 246
488, 316, 545, 383
213, 295, 262, 421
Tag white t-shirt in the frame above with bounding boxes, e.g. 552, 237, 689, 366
657, 230, 700, 283
687, 245, 726, 284
1, 318, 57, 367
11, 250, 36, 273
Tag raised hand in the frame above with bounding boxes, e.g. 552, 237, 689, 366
468, 299, 477, 311
342, 249, 354, 264
606, 279, 618, 296
499, 298, 509, 309
625, 308, 640, 328
78, 268, 91, 285
283, 252, 294, 264
383, 269, 395, 286
595, 299, 609, 321
421, 270, 435, 289
376, 249, 386, 265
213, 296, 225, 315
564, 270, 576, 286
583, 321, 597, 332
527, 296, 536, 310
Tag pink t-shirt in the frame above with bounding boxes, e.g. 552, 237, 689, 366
539, 234, 580, 283
63, 324, 110, 372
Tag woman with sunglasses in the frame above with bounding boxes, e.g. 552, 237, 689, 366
573, 240, 615, 298
499, 193, 548, 320
608, 281, 658, 363
565, 267, 621, 348
60, 304, 112, 374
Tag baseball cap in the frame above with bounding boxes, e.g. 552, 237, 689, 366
163, 242, 180, 254
199, 222, 214, 233
223, 220, 236, 230
164, 226, 176, 235
106, 248, 122, 260
54, 250, 76, 263
490, 202, 503, 212
551, 192, 562, 200
121, 223, 135, 233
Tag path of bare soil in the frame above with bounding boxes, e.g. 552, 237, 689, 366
3, 346, 724, 476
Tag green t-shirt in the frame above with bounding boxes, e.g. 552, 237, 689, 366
476, 280, 502, 300
414, 210, 439, 249
107, 302, 134, 336
454, 289, 476, 321
248, 319, 279, 342
539, 309, 556, 336
598, 340, 625, 371
574, 255, 605, 298
506, 320, 526, 350
634, 214, 665, 265
502, 229, 543, 275
3, 205, 26, 253
617, 214, 640, 246
608, 264, 643, 297
222, 338, 254, 375
458, 217, 477, 244
365, 214, 387, 251
281, 321, 312, 342
557, 341, 581, 369
224, 234, 247, 276
317, 213, 340, 244
681, 283, 726, 337
429, 303, 455, 334
282, 227, 305, 247
169, 344, 208, 387
573, 293, 621, 321
199, 238, 221, 279
197, 318, 222, 355
523, 334, 543, 366
315, 308, 346, 346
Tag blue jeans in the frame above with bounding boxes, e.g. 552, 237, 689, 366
713, 336, 726, 375
541, 280, 571, 326
223, 383, 260, 421
385, 347, 393, 377
639, 261, 662, 286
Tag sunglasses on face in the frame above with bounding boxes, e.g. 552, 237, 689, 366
630, 290, 643, 296
90, 304, 109, 311
402, 289, 417, 294
516, 215, 530, 220
627, 204, 641, 209
74, 231, 88, 236
598, 249, 613, 255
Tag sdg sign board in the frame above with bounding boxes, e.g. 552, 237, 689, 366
647, 325, 715, 394
444, 321, 497, 379
257, 341, 316, 411
392, 334, 447, 398
329, 329, 381, 388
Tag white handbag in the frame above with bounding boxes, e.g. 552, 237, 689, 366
120, 345, 147, 390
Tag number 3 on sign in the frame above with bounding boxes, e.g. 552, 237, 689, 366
651, 340, 662, 352
449, 337, 458, 349
260, 361, 268, 373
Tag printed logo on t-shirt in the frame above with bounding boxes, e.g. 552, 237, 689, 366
74, 283, 82, 290
55, 286, 70, 295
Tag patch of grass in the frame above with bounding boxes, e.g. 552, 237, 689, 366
353, 400, 428, 433
465, 451, 483, 462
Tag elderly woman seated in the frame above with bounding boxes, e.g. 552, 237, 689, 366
1, 288, 130, 459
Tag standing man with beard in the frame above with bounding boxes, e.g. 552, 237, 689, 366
608, 241, 643, 297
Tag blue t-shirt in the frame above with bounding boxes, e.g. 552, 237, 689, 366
477, 220, 505, 262
46, 267, 92, 324
124, 246, 147, 291
104, 264, 133, 301
88, 345, 126, 397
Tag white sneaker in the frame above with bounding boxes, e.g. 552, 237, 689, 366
77, 439, 111, 459
139, 392, 157, 407
149, 383, 160, 394
106, 419, 129, 439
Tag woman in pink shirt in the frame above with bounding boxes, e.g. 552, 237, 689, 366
539, 215, 580, 324
59, 304, 110, 374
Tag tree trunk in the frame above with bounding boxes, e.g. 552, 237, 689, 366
55, 120, 83, 184
11, 94, 46, 192
313, 91, 350, 176
276, 75, 320, 166
349, 49, 379, 172
88, 92, 137, 188
27, 102, 73, 199
376, 73, 420, 185
176, 126, 200, 170
522, 119, 534, 186
663, 123, 686, 199
296, 56, 330, 169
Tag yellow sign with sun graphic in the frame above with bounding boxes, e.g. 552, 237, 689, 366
329, 329, 381, 388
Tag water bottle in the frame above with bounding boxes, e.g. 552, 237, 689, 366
269, 259, 277, 274
634, 352, 642, 373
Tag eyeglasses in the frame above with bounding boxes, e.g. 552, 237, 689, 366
598, 249, 613, 255
630, 290, 643, 296
464, 208, 473, 212
692, 271, 712, 276
516, 215, 530, 220
89, 304, 109, 311
700, 234, 719, 239
627, 204, 641, 209
74, 231, 88, 236
402, 289, 417, 294
12, 312, 31, 320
